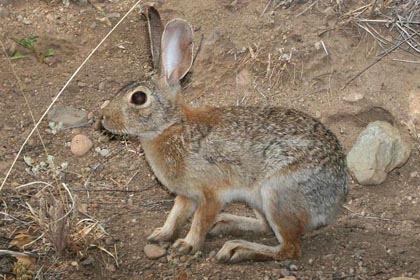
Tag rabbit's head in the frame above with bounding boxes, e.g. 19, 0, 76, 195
101, 7, 194, 139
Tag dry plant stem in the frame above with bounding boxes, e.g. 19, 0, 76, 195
0, 249, 36, 258
341, 31, 417, 89
0, 0, 143, 193
295, 0, 318, 18
0, 211, 30, 225
343, 206, 403, 223
261, 0, 272, 16
393, 58, 420, 64
72, 188, 143, 193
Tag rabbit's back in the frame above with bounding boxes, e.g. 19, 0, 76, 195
185, 106, 346, 177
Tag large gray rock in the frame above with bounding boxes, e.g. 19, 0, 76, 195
347, 121, 411, 185
47, 105, 89, 129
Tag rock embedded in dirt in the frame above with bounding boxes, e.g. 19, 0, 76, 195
98, 81, 106, 91
77, 81, 88, 88
70, 134, 93, 156
144, 244, 166, 260
278, 277, 297, 280
0, 7, 9, 17
343, 92, 364, 103
347, 121, 411, 185
48, 105, 89, 129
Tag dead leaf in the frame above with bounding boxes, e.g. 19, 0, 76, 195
96, 17, 112, 27
9, 233, 35, 250
173, 270, 188, 280
15, 254, 36, 265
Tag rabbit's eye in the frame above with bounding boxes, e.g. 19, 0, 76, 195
131, 91, 147, 106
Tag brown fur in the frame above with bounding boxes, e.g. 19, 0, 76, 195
182, 105, 222, 126
141, 124, 186, 185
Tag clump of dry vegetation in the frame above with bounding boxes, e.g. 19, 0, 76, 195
344, 0, 419, 55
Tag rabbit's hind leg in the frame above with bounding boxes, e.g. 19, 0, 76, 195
216, 182, 307, 263
209, 210, 269, 236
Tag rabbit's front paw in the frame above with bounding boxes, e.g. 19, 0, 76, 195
172, 238, 199, 254
147, 227, 175, 242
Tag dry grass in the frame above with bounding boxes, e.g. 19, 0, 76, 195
344, 0, 419, 55
25, 185, 73, 256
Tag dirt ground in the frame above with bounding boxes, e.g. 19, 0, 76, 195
1, 0, 419, 279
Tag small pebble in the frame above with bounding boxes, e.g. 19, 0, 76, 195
343, 92, 364, 103
70, 134, 93, 156
144, 244, 166, 260
98, 81, 106, 91
77, 81, 88, 87
289, 264, 298, 271
22, 18, 32, 25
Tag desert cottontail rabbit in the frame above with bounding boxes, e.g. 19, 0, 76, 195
101, 6, 348, 263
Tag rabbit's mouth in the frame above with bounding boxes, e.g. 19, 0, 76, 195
101, 118, 129, 135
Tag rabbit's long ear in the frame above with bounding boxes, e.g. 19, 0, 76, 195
160, 19, 194, 86
147, 6, 164, 70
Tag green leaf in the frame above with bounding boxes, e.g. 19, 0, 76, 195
10, 51, 26, 60
17, 35, 38, 50
44, 48, 55, 57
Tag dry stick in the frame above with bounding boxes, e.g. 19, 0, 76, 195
0, 0, 143, 193
341, 31, 418, 90
343, 206, 402, 223
393, 58, 420, 64
295, 0, 318, 18
261, 0, 272, 16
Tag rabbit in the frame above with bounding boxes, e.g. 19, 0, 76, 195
101, 6, 348, 263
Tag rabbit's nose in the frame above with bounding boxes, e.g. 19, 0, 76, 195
94, 100, 110, 131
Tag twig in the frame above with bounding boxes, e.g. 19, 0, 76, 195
0, 211, 31, 225
0, 0, 143, 193
0, 249, 37, 258
321, 40, 329, 56
295, 0, 318, 18
122, 170, 140, 190
392, 58, 420, 64
72, 188, 143, 193
343, 206, 403, 223
261, 0, 272, 16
